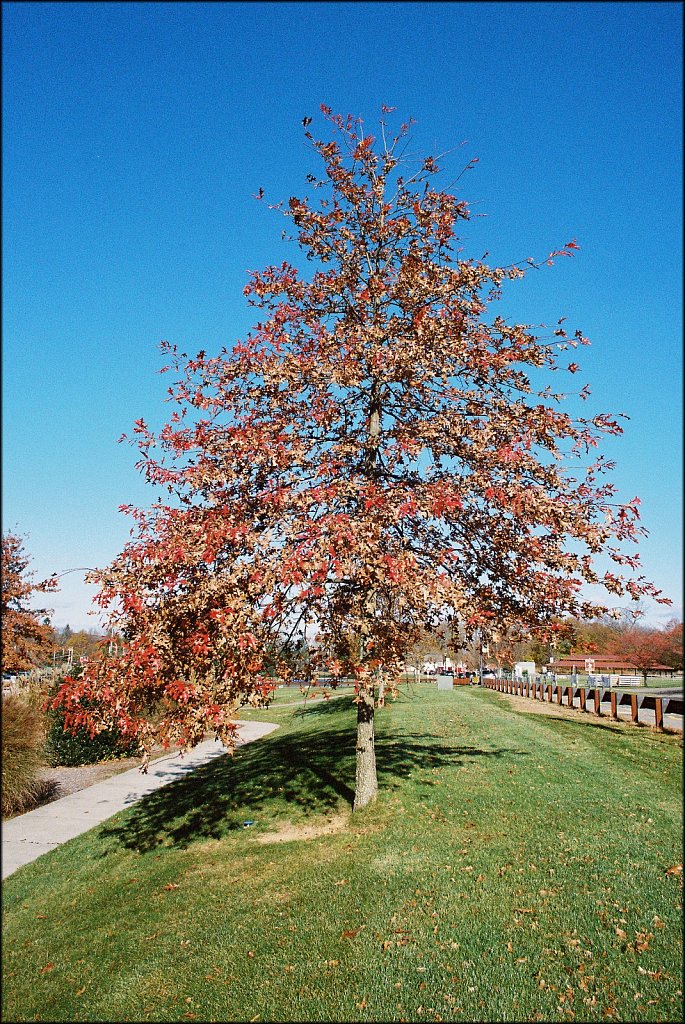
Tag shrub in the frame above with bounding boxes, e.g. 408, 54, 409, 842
44, 673, 141, 767
1, 693, 51, 817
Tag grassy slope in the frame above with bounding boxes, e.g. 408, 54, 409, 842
2, 686, 682, 1023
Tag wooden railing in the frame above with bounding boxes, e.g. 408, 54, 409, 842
481, 677, 683, 732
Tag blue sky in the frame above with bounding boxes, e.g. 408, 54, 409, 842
3, 1, 682, 631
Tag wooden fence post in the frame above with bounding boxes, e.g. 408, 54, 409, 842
630, 694, 638, 724
547, 683, 552, 702
557, 684, 562, 705
610, 691, 618, 720
579, 687, 586, 712
655, 698, 664, 731
566, 685, 573, 707
593, 688, 601, 715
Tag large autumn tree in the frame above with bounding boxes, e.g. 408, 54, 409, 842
1, 532, 56, 674
53, 106, 667, 809
607, 616, 682, 682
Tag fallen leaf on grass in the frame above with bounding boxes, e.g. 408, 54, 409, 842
341, 927, 364, 939
39, 963, 54, 974
665, 864, 682, 876
163, 882, 180, 890
75, 987, 86, 996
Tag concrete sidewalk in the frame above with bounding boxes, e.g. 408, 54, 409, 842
2, 720, 279, 880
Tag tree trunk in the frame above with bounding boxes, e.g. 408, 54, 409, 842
353, 680, 378, 811
352, 375, 383, 812
377, 671, 386, 707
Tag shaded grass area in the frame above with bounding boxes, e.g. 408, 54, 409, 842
2, 687, 683, 1023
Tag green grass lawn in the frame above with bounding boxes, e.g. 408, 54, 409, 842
2, 686, 682, 1022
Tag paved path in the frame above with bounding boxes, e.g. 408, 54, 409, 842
2, 720, 278, 880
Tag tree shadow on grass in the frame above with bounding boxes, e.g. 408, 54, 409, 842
98, 701, 526, 855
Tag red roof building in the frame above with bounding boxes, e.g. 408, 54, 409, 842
546, 654, 676, 677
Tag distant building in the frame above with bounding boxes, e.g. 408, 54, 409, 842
547, 654, 676, 677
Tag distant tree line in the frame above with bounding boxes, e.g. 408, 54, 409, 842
408, 614, 683, 677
